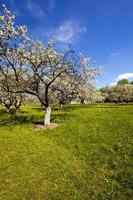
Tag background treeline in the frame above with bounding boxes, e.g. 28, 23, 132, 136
100, 79, 133, 104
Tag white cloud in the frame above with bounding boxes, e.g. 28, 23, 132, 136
30, 19, 87, 46
27, 0, 45, 17
109, 52, 120, 57
110, 73, 133, 86
116, 73, 133, 80
51, 20, 87, 43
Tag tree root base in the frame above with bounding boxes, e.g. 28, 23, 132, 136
34, 123, 59, 129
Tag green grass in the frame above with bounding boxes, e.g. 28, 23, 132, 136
0, 104, 133, 200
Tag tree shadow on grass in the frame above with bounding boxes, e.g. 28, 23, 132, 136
0, 108, 18, 115
31, 104, 92, 112
0, 113, 43, 127
30, 104, 120, 112
51, 112, 76, 122
0, 110, 76, 127
0, 108, 8, 115
58, 104, 122, 110
0, 108, 29, 115
31, 107, 44, 111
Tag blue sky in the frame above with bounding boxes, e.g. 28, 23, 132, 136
0, 0, 133, 87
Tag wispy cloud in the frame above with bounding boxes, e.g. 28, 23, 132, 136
27, 0, 45, 17
109, 51, 120, 57
110, 73, 133, 86
46, 20, 87, 43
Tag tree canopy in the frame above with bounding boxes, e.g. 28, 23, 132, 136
117, 79, 129, 85
0, 4, 103, 125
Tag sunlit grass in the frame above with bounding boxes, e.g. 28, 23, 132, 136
0, 104, 133, 199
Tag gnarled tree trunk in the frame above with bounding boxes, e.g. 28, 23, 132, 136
14, 97, 22, 114
44, 107, 51, 126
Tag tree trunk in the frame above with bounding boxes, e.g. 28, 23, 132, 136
44, 107, 51, 126
60, 103, 63, 109
115, 101, 118, 106
15, 108, 19, 114
6, 108, 10, 113
5, 105, 10, 113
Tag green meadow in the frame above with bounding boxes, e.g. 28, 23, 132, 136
0, 104, 133, 200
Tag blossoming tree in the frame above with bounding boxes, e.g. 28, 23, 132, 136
0, 5, 103, 125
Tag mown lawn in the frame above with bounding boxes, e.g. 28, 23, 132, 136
0, 104, 133, 200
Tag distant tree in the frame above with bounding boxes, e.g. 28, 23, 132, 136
51, 73, 79, 108
101, 85, 133, 104
130, 81, 133, 85
0, 91, 14, 112
0, 4, 28, 112
0, 71, 24, 113
117, 79, 129, 85
77, 83, 94, 104
91, 90, 105, 103
101, 86, 120, 104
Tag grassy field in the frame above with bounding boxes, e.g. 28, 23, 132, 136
0, 104, 133, 200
